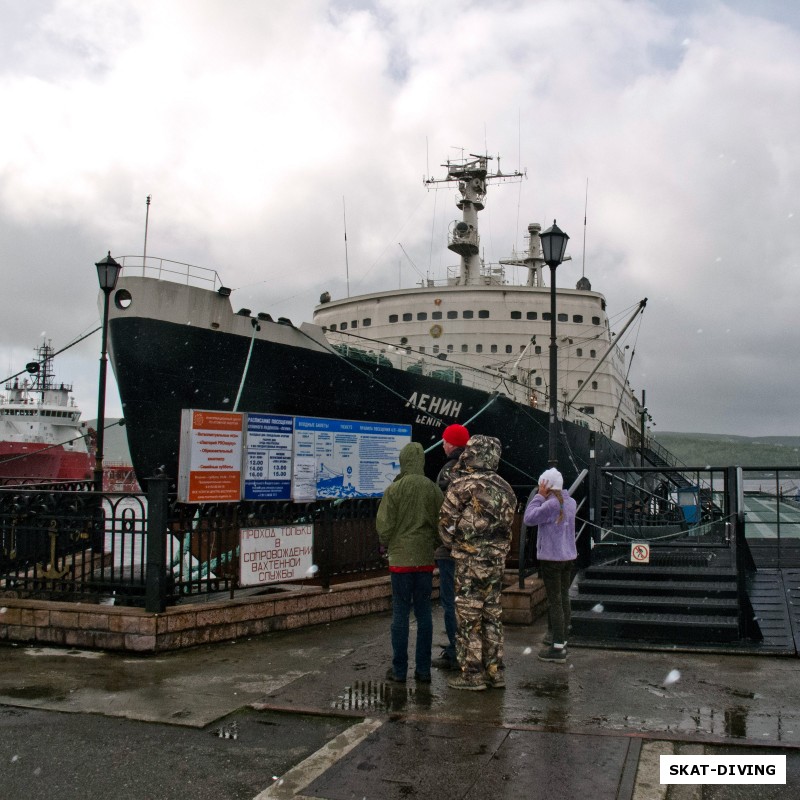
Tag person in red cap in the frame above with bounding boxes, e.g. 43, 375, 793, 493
432, 423, 470, 671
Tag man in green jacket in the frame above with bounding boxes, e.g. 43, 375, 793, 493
377, 442, 444, 683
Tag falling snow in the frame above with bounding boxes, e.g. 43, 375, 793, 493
662, 669, 681, 687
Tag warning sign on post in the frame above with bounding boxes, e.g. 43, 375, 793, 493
177, 409, 243, 503
239, 524, 314, 586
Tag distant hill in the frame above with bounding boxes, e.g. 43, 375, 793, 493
654, 432, 800, 468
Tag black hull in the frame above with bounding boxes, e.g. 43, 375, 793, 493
111, 316, 633, 494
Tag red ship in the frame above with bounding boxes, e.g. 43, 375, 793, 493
0, 341, 95, 484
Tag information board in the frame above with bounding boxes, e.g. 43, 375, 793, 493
177, 410, 410, 503
291, 417, 411, 500
239, 524, 314, 586
177, 409, 243, 503
243, 413, 294, 500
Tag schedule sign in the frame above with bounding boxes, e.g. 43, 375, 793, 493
243, 413, 293, 500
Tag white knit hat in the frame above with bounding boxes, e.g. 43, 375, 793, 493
538, 467, 563, 491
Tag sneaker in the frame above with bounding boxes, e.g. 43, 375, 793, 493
432, 655, 459, 671
385, 668, 406, 683
538, 645, 567, 663
414, 672, 432, 683
448, 674, 487, 691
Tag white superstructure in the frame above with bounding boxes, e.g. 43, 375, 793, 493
313, 154, 646, 448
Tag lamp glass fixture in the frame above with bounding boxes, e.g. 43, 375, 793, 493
540, 220, 570, 267
95, 251, 122, 291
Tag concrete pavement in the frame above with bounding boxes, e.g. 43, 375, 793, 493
1, 609, 799, 799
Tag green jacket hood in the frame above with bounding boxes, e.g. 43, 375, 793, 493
398, 441, 425, 476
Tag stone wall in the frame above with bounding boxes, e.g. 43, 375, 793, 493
0, 573, 546, 653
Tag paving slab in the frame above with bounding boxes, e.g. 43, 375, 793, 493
3, 608, 800, 799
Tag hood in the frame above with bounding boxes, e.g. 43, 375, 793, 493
398, 441, 425, 476
457, 435, 502, 473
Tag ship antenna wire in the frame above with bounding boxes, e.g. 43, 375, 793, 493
427, 187, 437, 282
343, 196, 350, 298
582, 179, 588, 278
142, 194, 151, 277
515, 109, 522, 254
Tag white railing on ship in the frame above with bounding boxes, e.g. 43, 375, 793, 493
116, 255, 224, 291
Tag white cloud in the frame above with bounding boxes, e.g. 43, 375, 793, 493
0, 0, 799, 437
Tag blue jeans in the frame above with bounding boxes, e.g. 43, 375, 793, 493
390, 571, 433, 678
436, 557, 457, 662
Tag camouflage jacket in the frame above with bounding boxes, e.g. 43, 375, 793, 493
438, 435, 517, 562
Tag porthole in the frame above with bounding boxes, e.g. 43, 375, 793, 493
114, 289, 133, 310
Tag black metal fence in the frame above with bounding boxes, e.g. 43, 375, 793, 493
1, 477, 535, 610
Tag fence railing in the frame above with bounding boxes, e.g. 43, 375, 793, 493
1, 478, 536, 609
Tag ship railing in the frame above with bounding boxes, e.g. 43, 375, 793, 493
116, 255, 224, 291
324, 333, 534, 397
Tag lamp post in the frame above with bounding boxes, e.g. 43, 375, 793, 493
94, 252, 122, 492
540, 220, 570, 467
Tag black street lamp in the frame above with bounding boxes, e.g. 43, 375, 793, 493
540, 220, 570, 467
94, 251, 122, 491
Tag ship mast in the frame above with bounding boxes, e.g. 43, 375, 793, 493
424, 153, 524, 286
31, 341, 57, 394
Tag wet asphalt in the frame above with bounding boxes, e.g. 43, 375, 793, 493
1, 609, 799, 799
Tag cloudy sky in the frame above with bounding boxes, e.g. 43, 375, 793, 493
1, 0, 799, 438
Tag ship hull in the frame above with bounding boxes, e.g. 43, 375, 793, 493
0, 441, 93, 482
110, 314, 633, 492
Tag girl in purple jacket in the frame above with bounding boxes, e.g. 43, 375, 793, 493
523, 468, 577, 662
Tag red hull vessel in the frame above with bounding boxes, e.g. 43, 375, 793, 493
0, 441, 93, 482
0, 341, 94, 485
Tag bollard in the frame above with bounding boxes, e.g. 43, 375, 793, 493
145, 474, 169, 613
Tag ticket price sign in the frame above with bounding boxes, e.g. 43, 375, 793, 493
243, 413, 293, 500
291, 417, 411, 500
239, 524, 314, 586
177, 410, 243, 503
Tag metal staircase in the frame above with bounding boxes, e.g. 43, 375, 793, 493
568, 465, 762, 648
571, 555, 745, 644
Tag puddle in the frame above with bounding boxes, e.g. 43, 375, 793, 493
331, 680, 429, 712
3, 685, 68, 701
24, 647, 104, 659
332, 680, 393, 711
518, 680, 569, 698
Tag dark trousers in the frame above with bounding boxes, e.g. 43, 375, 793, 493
435, 557, 457, 661
390, 571, 433, 678
539, 560, 574, 645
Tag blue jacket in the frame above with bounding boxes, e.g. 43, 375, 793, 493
523, 490, 577, 562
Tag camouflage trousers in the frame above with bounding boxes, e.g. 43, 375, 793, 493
454, 557, 505, 682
